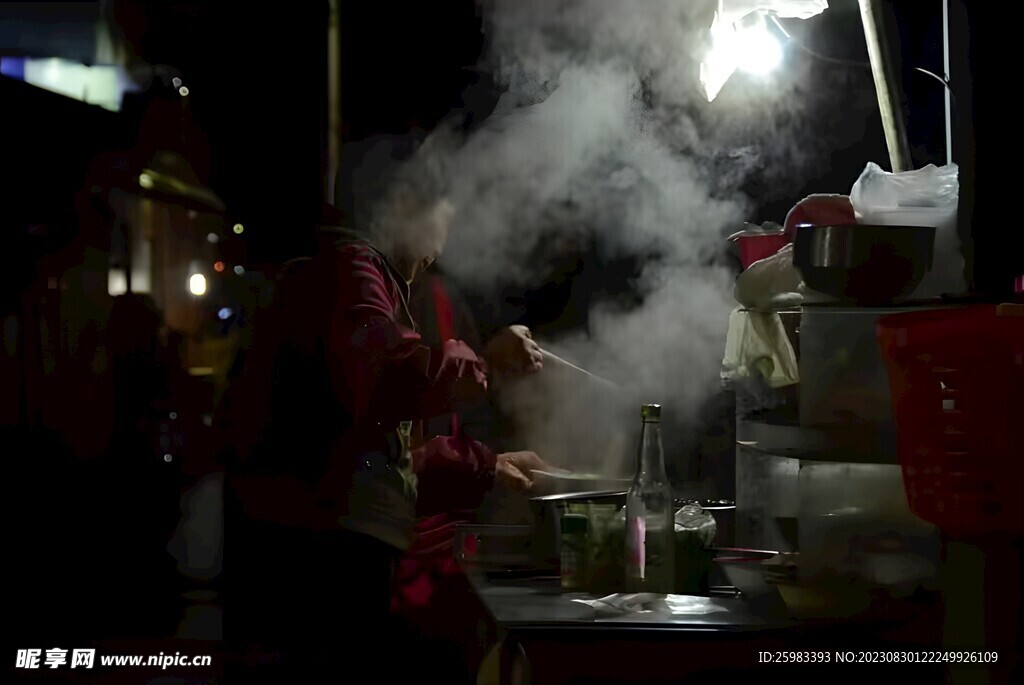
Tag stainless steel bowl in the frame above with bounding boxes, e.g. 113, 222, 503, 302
793, 224, 935, 304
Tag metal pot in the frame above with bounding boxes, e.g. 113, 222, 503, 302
793, 224, 935, 304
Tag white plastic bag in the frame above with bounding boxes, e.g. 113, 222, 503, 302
674, 503, 718, 546
733, 243, 803, 310
850, 162, 965, 298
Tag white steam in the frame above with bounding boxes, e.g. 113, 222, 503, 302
417, 0, 853, 476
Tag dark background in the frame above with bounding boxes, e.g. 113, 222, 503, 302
0, 0, 1020, 661
2, 0, 1017, 304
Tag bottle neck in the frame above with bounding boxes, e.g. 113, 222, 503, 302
635, 419, 667, 482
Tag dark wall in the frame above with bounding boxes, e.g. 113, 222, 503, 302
5, 1, 1010, 287
338, 1, 487, 141
0, 76, 124, 301
947, 2, 1020, 296
120, 1, 486, 263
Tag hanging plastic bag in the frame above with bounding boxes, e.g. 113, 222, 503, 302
850, 162, 965, 298
732, 243, 803, 310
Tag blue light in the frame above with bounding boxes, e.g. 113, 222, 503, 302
0, 57, 26, 80
218, 308, 233, 320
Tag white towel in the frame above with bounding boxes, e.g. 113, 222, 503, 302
722, 309, 799, 388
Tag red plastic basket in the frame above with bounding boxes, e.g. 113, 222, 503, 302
876, 305, 1024, 538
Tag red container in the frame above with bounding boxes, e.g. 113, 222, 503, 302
876, 305, 1024, 537
729, 230, 790, 270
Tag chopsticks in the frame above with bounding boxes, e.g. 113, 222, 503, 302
538, 348, 622, 390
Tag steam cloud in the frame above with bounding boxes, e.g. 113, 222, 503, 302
419, 0, 864, 478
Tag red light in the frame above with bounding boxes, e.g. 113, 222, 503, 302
214, 261, 225, 273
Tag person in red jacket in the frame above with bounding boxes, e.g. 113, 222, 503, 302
397, 270, 547, 681
218, 136, 546, 678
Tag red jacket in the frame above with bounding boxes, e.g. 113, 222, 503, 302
393, 273, 496, 612
389, 274, 499, 682
218, 232, 497, 544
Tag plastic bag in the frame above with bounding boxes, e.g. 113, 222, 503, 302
850, 162, 965, 298
674, 503, 717, 546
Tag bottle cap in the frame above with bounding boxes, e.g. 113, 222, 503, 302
640, 404, 661, 420
561, 514, 589, 535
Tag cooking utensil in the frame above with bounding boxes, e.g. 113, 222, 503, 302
539, 348, 621, 391
793, 223, 935, 304
530, 469, 631, 495
714, 548, 779, 599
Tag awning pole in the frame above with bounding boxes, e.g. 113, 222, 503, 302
326, 0, 342, 205
858, 0, 914, 172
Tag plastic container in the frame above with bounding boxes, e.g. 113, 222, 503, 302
729, 230, 790, 270
876, 305, 1024, 537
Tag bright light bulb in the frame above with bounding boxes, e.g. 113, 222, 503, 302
189, 273, 207, 296
736, 27, 783, 75
701, 10, 783, 102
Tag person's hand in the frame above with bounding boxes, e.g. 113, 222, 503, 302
495, 451, 553, 491
442, 339, 489, 404
483, 325, 543, 377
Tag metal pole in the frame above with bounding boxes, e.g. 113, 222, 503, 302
858, 0, 913, 172
942, 0, 952, 166
326, 0, 342, 206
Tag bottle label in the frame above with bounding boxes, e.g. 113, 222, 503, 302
629, 517, 646, 580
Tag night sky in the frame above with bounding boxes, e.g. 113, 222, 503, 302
2, 1, 1018, 297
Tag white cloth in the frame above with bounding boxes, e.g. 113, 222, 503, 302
722, 309, 799, 388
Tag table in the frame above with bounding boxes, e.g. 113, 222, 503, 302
464, 568, 956, 684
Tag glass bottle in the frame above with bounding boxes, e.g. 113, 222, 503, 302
625, 404, 675, 593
